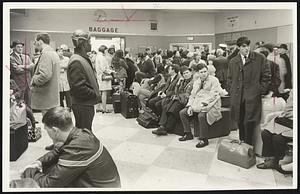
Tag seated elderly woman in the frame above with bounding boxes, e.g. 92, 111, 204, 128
256, 90, 293, 175
152, 66, 194, 135
179, 64, 223, 148
20, 107, 121, 188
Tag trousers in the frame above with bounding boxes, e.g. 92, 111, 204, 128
179, 108, 209, 138
238, 100, 256, 145
60, 91, 72, 108
72, 104, 95, 131
261, 129, 291, 162
148, 96, 163, 116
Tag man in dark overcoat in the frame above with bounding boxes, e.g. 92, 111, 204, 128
227, 36, 271, 145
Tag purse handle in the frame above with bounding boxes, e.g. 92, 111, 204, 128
230, 139, 243, 145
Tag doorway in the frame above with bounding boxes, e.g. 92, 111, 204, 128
91, 36, 125, 52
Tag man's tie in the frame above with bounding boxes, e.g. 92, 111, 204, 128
20, 54, 23, 65
243, 55, 248, 65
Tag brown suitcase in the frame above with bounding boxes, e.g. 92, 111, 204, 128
217, 139, 256, 169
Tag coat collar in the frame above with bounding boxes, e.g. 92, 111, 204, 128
41, 45, 53, 53
236, 51, 255, 66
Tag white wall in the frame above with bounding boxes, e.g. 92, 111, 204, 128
277, 25, 293, 43
10, 9, 215, 35
215, 9, 293, 34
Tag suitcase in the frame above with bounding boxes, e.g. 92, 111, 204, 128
168, 121, 185, 136
221, 96, 230, 108
112, 93, 121, 113
193, 108, 231, 139
10, 124, 28, 161
217, 139, 256, 169
120, 91, 139, 118
136, 108, 159, 128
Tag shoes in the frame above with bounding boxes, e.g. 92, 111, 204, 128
256, 158, 277, 169
276, 165, 292, 175
96, 109, 103, 113
102, 110, 112, 114
178, 133, 193, 141
152, 126, 167, 136
279, 155, 292, 165
45, 144, 54, 151
196, 139, 209, 148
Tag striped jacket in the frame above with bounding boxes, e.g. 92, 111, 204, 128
28, 127, 121, 188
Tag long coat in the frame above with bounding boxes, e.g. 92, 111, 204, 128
10, 52, 34, 89
31, 45, 60, 110
227, 51, 271, 124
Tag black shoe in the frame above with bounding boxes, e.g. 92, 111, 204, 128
45, 144, 54, 151
179, 133, 193, 141
256, 159, 277, 169
276, 165, 292, 175
152, 126, 167, 135
156, 129, 168, 136
96, 109, 103, 113
196, 139, 209, 148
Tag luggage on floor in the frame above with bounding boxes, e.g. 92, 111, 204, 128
112, 92, 121, 113
217, 139, 256, 169
168, 121, 184, 136
10, 123, 28, 161
193, 108, 231, 139
28, 118, 42, 142
120, 91, 139, 118
10, 101, 27, 130
136, 108, 159, 128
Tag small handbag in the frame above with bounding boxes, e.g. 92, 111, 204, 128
10, 101, 27, 130
102, 73, 113, 81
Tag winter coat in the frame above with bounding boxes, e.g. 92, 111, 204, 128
227, 51, 271, 124
30, 45, 60, 110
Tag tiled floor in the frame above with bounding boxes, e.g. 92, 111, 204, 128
9, 105, 293, 190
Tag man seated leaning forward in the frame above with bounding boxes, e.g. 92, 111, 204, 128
21, 107, 121, 188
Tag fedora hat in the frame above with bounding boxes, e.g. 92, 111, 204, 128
11, 40, 24, 48
279, 44, 288, 50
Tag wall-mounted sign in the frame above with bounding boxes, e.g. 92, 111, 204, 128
187, 36, 194, 41
89, 27, 119, 33
226, 16, 239, 29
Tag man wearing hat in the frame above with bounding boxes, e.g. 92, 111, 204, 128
67, 29, 101, 132
10, 40, 35, 106
279, 44, 292, 90
266, 44, 288, 96
227, 36, 271, 145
